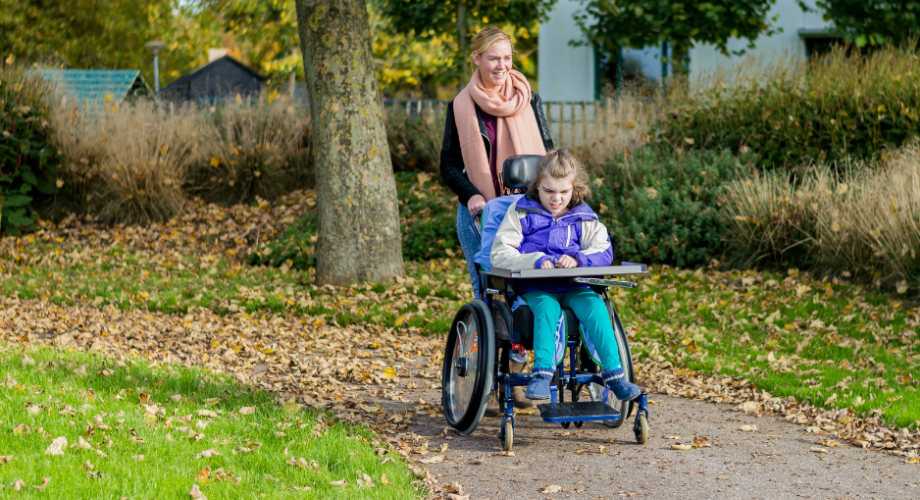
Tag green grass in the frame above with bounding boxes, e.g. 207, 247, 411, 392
0, 345, 421, 499
613, 268, 920, 429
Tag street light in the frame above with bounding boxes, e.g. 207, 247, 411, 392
144, 40, 167, 93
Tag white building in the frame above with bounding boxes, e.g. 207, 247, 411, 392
537, 0, 834, 102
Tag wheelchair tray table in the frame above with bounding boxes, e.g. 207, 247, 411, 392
484, 263, 647, 279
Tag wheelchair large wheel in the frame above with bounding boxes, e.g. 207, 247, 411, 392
442, 300, 495, 435
578, 298, 635, 429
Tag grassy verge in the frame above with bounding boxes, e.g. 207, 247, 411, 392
614, 268, 920, 429
0, 345, 420, 499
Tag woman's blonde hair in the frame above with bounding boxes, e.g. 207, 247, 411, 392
528, 149, 591, 209
470, 28, 514, 73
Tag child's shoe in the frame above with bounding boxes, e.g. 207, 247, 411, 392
603, 369, 641, 402
524, 368, 554, 400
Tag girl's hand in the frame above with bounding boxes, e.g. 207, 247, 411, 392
467, 195, 486, 215
541, 259, 555, 269
557, 255, 578, 268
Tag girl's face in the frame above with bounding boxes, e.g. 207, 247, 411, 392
537, 174, 575, 218
472, 40, 512, 88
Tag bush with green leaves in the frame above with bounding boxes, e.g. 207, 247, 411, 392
594, 146, 741, 268
0, 64, 62, 235
249, 172, 459, 269
665, 43, 920, 171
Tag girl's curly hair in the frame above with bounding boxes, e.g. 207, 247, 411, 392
528, 149, 591, 210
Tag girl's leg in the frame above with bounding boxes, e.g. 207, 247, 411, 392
561, 288, 641, 401
455, 204, 482, 300
522, 290, 562, 399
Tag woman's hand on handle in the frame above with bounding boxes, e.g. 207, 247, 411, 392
467, 195, 486, 216
557, 255, 578, 268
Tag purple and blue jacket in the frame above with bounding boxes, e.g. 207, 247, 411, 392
490, 192, 613, 293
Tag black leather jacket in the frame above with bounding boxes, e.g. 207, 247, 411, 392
439, 92, 554, 206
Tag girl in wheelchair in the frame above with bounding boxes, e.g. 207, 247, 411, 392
490, 149, 643, 402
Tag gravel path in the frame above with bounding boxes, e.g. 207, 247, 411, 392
372, 387, 918, 500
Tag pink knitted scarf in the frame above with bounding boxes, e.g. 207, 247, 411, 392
453, 69, 546, 201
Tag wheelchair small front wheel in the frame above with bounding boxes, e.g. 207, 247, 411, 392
501, 420, 514, 452
634, 414, 649, 445
442, 300, 495, 436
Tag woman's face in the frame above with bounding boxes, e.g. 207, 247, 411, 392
537, 174, 575, 218
473, 40, 512, 88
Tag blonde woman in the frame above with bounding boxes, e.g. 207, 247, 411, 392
439, 28, 553, 411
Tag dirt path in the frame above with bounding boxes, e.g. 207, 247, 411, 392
366, 371, 919, 500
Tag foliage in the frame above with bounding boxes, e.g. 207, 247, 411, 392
574, 0, 780, 73
723, 141, 920, 293
185, 97, 313, 206
0, 63, 62, 235
666, 44, 920, 169
593, 146, 740, 268
372, 0, 553, 93
0, 346, 420, 499
384, 105, 445, 172
0, 0, 222, 90
800, 0, 920, 48
250, 173, 459, 270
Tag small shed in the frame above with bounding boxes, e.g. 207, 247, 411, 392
39, 70, 153, 105
158, 55, 267, 103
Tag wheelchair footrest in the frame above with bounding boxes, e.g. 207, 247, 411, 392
537, 402, 621, 423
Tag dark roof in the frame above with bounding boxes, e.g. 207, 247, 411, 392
159, 55, 266, 94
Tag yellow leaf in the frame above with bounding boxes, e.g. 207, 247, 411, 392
836, 183, 848, 195
159, 145, 169, 155
312, 318, 324, 326
235, 93, 243, 104
103, 92, 114, 103
395, 316, 406, 326
283, 397, 304, 415
383, 368, 397, 379
209, 156, 220, 167
625, 120, 637, 130
110, 103, 119, 112
684, 137, 695, 145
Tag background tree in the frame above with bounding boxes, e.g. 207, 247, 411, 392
0, 0, 222, 88
574, 0, 780, 76
799, 1, 920, 48
294, 0, 404, 286
373, 0, 556, 94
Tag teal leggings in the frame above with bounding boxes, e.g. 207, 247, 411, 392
523, 288, 622, 372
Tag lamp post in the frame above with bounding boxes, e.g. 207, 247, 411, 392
144, 41, 167, 93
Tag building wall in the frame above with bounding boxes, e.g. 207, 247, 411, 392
537, 0, 595, 102
538, 0, 832, 92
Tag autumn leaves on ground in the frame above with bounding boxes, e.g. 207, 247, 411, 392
1, 189, 919, 498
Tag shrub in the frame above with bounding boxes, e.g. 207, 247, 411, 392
186, 99, 313, 205
666, 44, 920, 170
724, 142, 920, 293
384, 104, 444, 173
249, 171, 459, 269
593, 146, 742, 268
51, 101, 195, 224
0, 63, 62, 235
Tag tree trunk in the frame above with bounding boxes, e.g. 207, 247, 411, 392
294, 0, 405, 286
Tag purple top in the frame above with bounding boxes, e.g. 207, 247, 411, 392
482, 111, 501, 197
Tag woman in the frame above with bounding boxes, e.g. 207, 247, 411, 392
439, 27, 554, 411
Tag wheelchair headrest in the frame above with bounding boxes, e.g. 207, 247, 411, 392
502, 154, 543, 191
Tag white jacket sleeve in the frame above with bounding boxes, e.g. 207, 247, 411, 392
490, 205, 544, 271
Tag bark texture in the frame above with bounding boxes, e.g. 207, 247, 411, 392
294, 0, 404, 286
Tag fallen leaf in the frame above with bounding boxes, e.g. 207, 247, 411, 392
12, 479, 25, 491
196, 449, 221, 459
196, 466, 211, 483
0, 456, 11, 465
670, 444, 693, 451
239, 407, 255, 415
72, 437, 93, 450
330, 479, 348, 487
362, 406, 381, 414
738, 425, 757, 432
32, 477, 49, 491
45, 436, 67, 456
380, 473, 389, 485
540, 484, 564, 493
197, 410, 218, 418
420, 455, 445, 464
811, 447, 829, 454
132, 455, 144, 462
189, 484, 207, 499
282, 397, 303, 415
470, 454, 485, 465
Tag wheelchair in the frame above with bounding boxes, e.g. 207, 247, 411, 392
440, 155, 650, 451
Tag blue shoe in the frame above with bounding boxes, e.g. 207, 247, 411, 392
524, 368, 554, 400
603, 369, 641, 402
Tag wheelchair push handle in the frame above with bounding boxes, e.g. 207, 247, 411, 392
469, 211, 483, 243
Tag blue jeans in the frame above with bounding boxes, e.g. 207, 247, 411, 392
456, 203, 527, 363
456, 203, 482, 300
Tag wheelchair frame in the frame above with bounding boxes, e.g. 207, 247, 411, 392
441, 264, 651, 451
